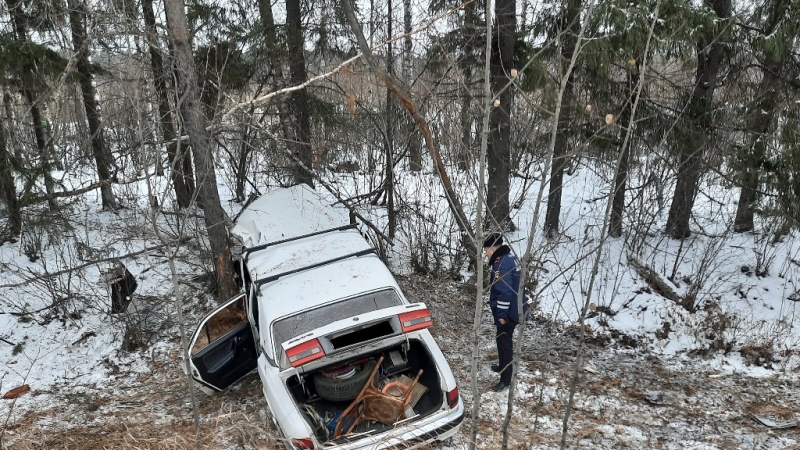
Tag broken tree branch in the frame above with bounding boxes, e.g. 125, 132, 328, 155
341, 0, 476, 257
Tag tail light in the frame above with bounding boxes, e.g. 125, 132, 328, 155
447, 386, 459, 409
291, 438, 314, 449
286, 338, 325, 367
398, 308, 432, 333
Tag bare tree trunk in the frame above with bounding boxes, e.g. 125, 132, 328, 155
285, 0, 314, 187
665, 0, 730, 239
142, 0, 193, 208
733, 72, 776, 232
733, 0, 788, 232
486, 0, 516, 231
544, 0, 581, 238
257, 0, 293, 153
6, 0, 57, 210
458, 0, 478, 172
233, 104, 259, 203
163, 0, 238, 302
68, 0, 117, 210
0, 102, 21, 236
459, 69, 473, 171
609, 67, 641, 237
385, 0, 396, 238
403, 0, 422, 171
25, 92, 58, 210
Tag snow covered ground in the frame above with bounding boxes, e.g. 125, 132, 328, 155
1, 162, 799, 448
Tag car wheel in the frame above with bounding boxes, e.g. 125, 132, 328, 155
313, 360, 377, 402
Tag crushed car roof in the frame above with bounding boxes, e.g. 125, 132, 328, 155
232, 184, 349, 249
232, 185, 403, 321
246, 228, 373, 282
257, 255, 403, 322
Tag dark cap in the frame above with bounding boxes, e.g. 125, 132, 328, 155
482, 232, 503, 248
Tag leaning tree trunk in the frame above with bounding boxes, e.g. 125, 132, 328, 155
486, 0, 516, 231
342, 0, 477, 259
0, 106, 21, 236
68, 0, 117, 210
544, 0, 581, 238
285, 0, 314, 187
163, 0, 238, 301
665, 0, 731, 239
142, 0, 193, 208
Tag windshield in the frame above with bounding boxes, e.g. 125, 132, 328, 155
272, 288, 404, 352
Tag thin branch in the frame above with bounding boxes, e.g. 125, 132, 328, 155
558, 1, 661, 448
221, 53, 363, 122
469, 0, 494, 444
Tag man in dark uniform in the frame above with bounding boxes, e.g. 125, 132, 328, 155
103, 262, 138, 314
483, 233, 528, 392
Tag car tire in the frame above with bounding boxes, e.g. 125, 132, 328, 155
313, 360, 377, 402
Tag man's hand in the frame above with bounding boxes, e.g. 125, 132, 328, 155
499, 318, 507, 325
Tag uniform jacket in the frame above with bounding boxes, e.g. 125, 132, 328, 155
487, 245, 527, 326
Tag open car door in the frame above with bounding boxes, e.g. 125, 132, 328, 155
187, 293, 257, 393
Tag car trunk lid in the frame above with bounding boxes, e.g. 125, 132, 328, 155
277, 302, 432, 371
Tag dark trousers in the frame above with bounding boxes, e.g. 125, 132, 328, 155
495, 322, 517, 383
110, 270, 137, 314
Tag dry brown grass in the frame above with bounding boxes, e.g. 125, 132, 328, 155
6, 410, 281, 449
745, 401, 797, 421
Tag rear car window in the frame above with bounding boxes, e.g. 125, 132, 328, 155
272, 288, 403, 350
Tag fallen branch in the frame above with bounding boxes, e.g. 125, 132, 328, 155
628, 256, 681, 304
21, 174, 151, 207
0, 237, 190, 290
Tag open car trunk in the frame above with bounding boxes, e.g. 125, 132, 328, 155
286, 338, 443, 444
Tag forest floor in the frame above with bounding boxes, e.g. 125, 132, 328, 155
3, 276, 799, 450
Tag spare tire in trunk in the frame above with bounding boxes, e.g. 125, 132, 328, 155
313, 360, 377, 401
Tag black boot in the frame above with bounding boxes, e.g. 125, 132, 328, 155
491, 381, 509, 392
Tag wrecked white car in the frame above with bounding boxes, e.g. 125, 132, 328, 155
186, 185, 464, 449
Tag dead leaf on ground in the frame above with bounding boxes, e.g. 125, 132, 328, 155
3, 384, 31, 399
